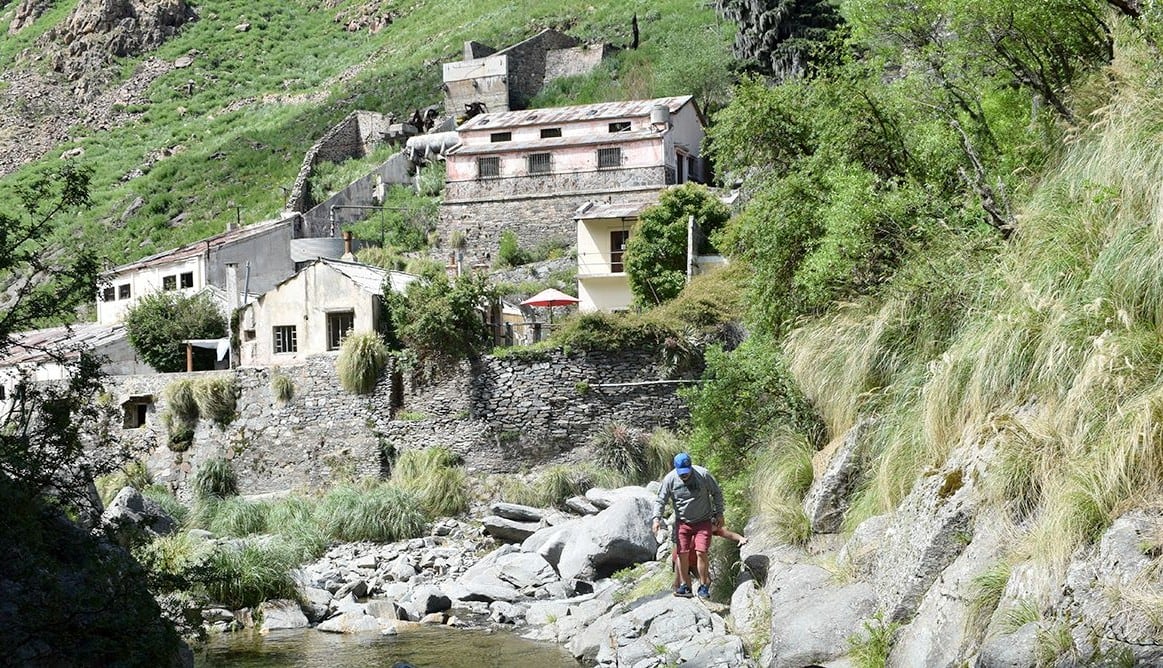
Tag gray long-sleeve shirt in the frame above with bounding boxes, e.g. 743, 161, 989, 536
653, 465, 723, 525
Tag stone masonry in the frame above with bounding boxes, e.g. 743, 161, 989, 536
106, 346, 693, 496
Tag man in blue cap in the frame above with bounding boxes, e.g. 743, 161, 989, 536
652, 452, 723, 599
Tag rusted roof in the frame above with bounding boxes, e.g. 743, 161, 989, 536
106, 215, 297, 276
0, 322, 128, 367
458, 95, 695, 132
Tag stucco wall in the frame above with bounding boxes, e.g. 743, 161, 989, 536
301, 152, 413, 238
239, 263, 383, 367
207, 220, 297, 299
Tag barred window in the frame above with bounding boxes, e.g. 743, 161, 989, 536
273, 325, 298, 354
477, 156, 500, 179
180, 272, 194, 288
527, 152, 552, 174
118, 284, 131, 300
162, 275, 177, 291
597, 147, 622, 169
101, 287, 115, 302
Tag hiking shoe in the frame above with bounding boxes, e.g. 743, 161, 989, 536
674, 584, 693, 598
697, 584, 710, 599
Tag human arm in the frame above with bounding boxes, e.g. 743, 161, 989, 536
652, 474, 671, 532
707, 471, 724, 524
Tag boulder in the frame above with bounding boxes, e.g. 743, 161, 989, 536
447, 581, 522, 603
728, 576, 767, 644
974, 622, 1038, 668
300, 587, 331, 623
523, 519, 583, 568
766, 564, 879, 668
802, 418, 874, 533
870, 459, 979, 621
525, 599, 573, 625
316, 611, 382, 634
494, 552, 558, 590
99, 486, 176, 547
259, 599, 307, 633
482, 515, 541, 543
386, 558, 417, 582
584, 486, 655, 510
556, 496, 658, 583
564, 496, 601, 515
889, 510, 1009, 667
490, 502, 545, 523
488, 600, 527, 624
401, 585, 451, 621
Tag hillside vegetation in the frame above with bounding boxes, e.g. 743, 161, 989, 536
0, 0, 729, 266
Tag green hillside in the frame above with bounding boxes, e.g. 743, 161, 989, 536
0, 0, 729, 265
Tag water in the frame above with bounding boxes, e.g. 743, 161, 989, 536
194, 626, 578, 668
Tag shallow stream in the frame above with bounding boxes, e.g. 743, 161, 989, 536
194, 626, 578, 667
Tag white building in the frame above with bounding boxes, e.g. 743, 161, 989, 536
238, 258, 417, 367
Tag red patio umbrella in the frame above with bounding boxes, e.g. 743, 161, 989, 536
521, 288, 580, 323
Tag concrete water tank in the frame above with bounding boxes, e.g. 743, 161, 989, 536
650, 104, 671, 129
290, 237, 353, 263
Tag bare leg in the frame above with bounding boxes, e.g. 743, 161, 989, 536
695, 550, 710, 588
677, 550, 693, 590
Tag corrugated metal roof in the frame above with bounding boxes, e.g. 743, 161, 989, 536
107, 215, 297, 275
1, 323, 128, 366
459, 95, 694, 132
448, 129, 655, 156
574, 200, 657, 220
318, 258, 418, 296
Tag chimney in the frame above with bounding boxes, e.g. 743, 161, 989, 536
225, 263, 239, 312
342, 230, 355, 261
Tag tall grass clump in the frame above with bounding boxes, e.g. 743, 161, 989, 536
193, 376, 238, 427
96, 459, 154, 505
206, 498, 270, 537
270, 373, 294, 403
749, 428, 816, 545
336, 332, 389, 394
390, 447, 469, 518
200, 540, 299, 609
191, 458, 238, 502
164, 379, 199, 423
644, 428, 687, 482
315, 483, 426, 542
847, 612, 901, 668
592, 422, 649, 483
142, 484, 189, 526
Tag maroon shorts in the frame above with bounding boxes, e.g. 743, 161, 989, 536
676, 520, 713, 554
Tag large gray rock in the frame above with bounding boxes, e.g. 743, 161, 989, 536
572, 595, 725, 666
974, 622, 1038, 668
523, 518, 583, 569
870, 457, 980, 621
316, 611, 383, 633
766, 564, 879, 668
803, 418, 875, 533
401, 585, 451, 621
585, 486, 655, 509
729, 575, 768, 645
99, 486, 176, 547
259, 599, 308, 633
889, 511, 1009, 667
447, 580, 522, 603
482, 515, 541, 543
490, 502, 545, 523
1059, 510, 1163, 664
556, 496, 658, 583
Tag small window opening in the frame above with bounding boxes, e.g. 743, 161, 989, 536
608, 121, 631, 133
540, 128, 562, 138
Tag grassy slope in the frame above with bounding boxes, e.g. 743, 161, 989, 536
0, 0, 727, 265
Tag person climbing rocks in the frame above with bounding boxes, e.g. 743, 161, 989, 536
668, 519, 748, 593
652, 452, 725, 599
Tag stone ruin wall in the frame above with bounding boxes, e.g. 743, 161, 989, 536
286, 111, 393, 215
106, 347, 692, 496
438, 170, 664, 262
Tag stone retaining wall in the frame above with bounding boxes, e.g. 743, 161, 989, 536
108, 346, 693, 495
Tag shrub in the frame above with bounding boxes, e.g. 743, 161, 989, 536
644, 428, 687, 482
336, 332, 389, 394
193, 376, 237, 427
142, 484, 188, 526
390, 447, 469, 518
315, 483, 426, 542
206, 498, 269, 537
200, 540, 299, 609
164, 380, 199, 423
624, 183, 730, 307
386, 272, 496, 366
592, 422, 649, 483
270, 373, 294, 403
125, 292, 227, 372
496, 230, 532, 267
190, 458, 238, 502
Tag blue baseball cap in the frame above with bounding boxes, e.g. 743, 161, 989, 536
674, 452, 693, 475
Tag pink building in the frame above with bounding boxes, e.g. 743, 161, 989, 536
439, 95, 707, 262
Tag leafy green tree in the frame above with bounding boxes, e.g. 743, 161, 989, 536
385, 272, 496, 367
124, 292, 226, 372
0, 165, 184, 664
716, 0, 845, 79
623, 184, 731, 307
